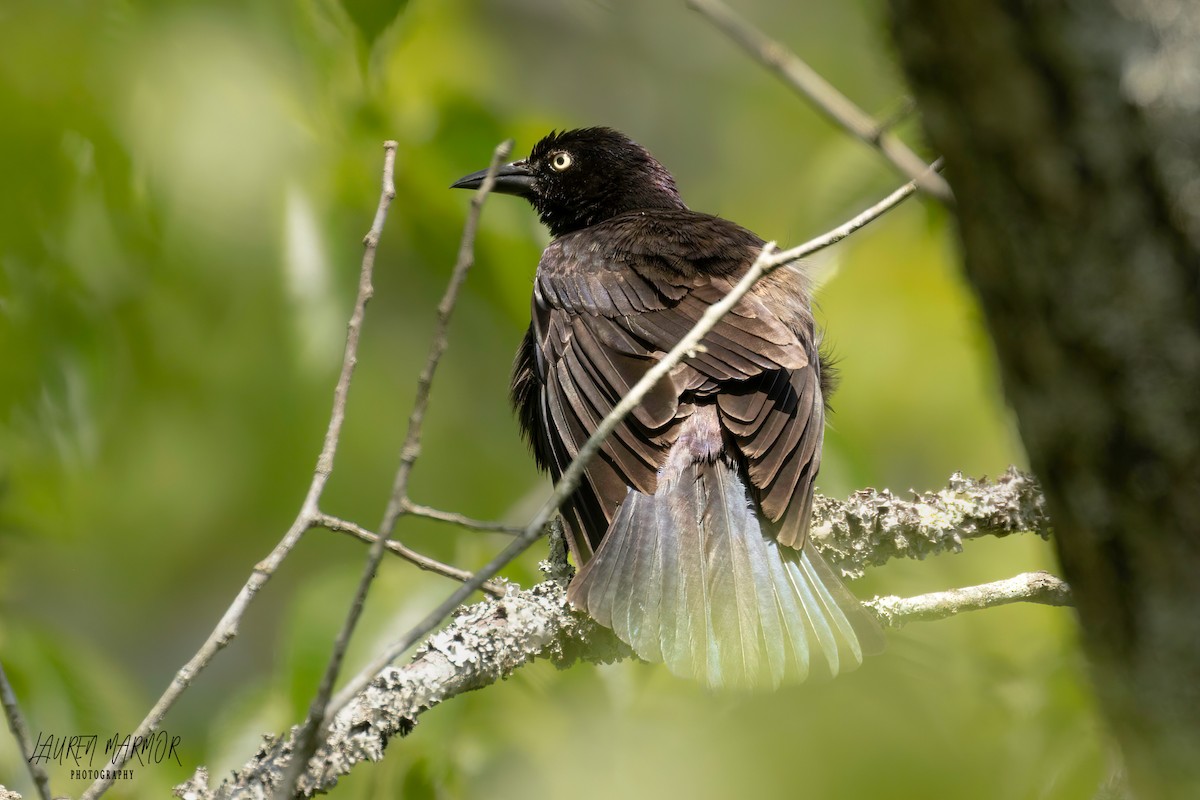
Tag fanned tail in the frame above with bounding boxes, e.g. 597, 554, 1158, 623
567, 456, 881, 689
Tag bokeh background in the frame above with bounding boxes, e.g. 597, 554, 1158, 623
0, 0, 1103, 797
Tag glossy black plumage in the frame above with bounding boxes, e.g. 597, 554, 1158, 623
454, 127, 883, 687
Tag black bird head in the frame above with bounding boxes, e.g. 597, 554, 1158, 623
451, 127, 687, 237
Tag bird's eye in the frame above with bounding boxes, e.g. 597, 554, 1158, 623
550, 152, 573, 172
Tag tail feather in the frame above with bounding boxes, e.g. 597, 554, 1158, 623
627, 495, 666, 662
653, 495, 682, 668
764, 549, 811, 683
670, 463, 715, 682
574, 500, 624, 627
736, 489, 788, 684
611, 493, 658, 657
785, 547, 841, 678
592, 500, 638, 632
567, 458, 880, 689
804, 539, 888, 659
709, 462, 769, 685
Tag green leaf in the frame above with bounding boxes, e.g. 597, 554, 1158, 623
339, 0, 408, 48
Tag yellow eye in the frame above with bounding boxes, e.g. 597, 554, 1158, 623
551, 152, 573, 171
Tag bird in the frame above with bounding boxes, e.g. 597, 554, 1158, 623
452, 127, 883, 689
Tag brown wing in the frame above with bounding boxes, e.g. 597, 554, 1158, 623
514, 209, 826, 559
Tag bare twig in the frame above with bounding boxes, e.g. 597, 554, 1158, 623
324, 165, 932, 722
401, 499, 523, 534
769, 160, 937, 265
81, 140, 401, 800
181, 549, 1072, 797
0, 662, 51, 800
379, 140, 515, 536
314, 513, 507, 596
872, 95, 918, 137
686, 0, 954, 204
866, 571, 1073, 628
279, 140, 515, 799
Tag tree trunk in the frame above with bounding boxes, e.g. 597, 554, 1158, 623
887, 2, 1200, 797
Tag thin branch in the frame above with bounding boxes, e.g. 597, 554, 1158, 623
686, 0, 954, 204
314, 513, 507, 597
0, 662, 52, 800
80, 140, 400, 800
181, 549, 1072, 797
865, 571, 1072, 628
279, 140, 515, 799
770, 160, 937, 265
324, 165, 931, 723
380, 139, 516, 536
872, 95, 918, 138
401, 500, 523, 534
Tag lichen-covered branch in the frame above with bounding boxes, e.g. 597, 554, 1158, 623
175, 470, 1064, 800
813, 466, 1050, 580
174, 582, 586, 800
866, 571, 1071, 628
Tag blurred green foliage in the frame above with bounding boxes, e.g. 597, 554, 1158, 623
0, 0, 1102, 797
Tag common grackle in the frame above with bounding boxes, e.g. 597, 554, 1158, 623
453, 127, 883, 688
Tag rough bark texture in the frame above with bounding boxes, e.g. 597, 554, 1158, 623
174, 582, 600, 800
888, 2, 1200, 797
812, 466, 1048, 579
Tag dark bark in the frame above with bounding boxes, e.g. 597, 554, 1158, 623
888, 1, 1200, 797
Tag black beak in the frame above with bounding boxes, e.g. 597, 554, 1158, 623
450, 160, 535, 198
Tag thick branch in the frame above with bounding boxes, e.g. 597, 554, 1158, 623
176, 582, 583, 800
813, 466, 1050, 580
